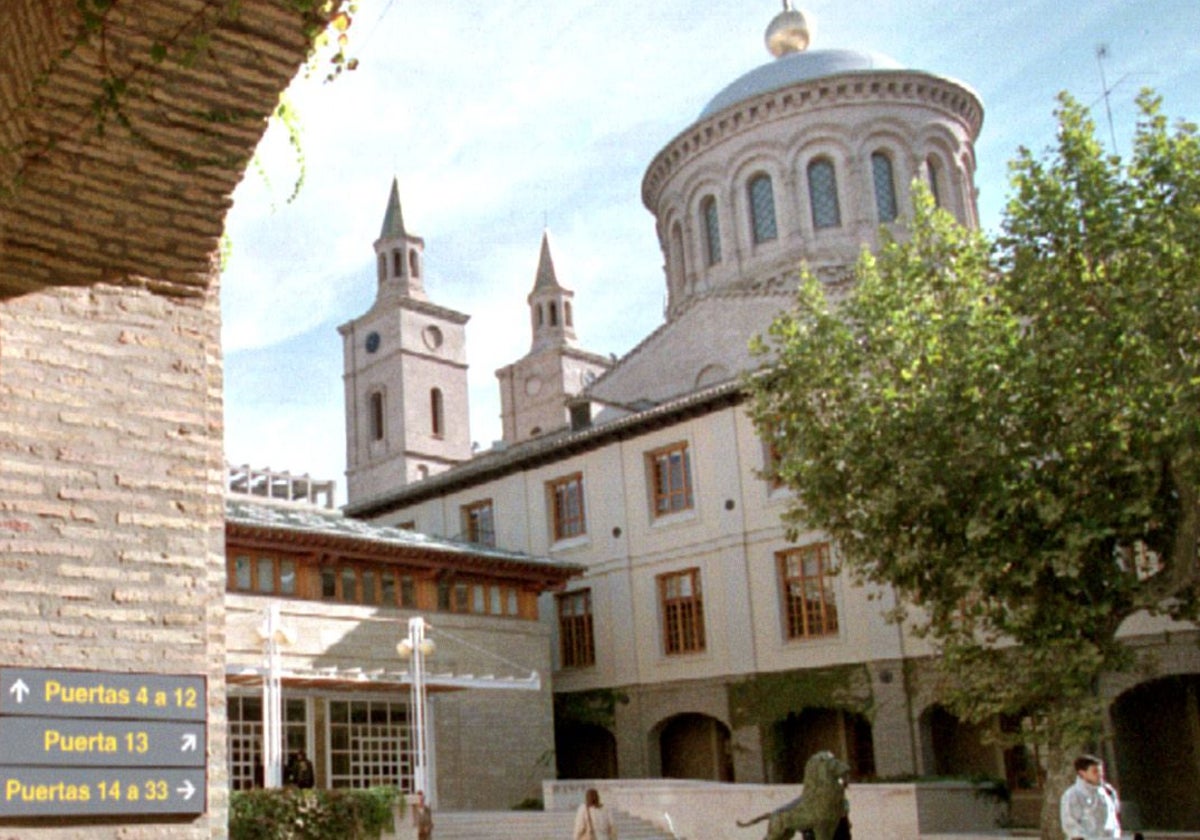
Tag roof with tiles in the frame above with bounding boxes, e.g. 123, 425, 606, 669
226, 496, 581, 581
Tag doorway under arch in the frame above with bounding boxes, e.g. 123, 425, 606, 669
656, 712, 733, 781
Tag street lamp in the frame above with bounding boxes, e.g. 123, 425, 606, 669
397, 616, 435, 797
255, 601, 296, 788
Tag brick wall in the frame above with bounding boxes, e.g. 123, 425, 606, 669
0, 1, 336, 836
0, 282, 227, 837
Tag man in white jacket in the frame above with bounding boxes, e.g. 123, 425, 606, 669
1060, 754, 1121, 840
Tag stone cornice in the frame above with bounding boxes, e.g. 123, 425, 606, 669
642, 69, 984, 212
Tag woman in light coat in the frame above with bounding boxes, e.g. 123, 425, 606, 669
573, 788, 616, 840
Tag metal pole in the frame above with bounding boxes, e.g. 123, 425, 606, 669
262, 602, 284, 788
408, 616, 429, 796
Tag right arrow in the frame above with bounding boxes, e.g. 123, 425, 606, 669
177, 779, 196, 800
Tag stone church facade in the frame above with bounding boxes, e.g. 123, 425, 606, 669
340, 5, 1200, 831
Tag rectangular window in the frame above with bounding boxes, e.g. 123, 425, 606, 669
368, 391, 385, 442
548, 473, 587, 541
778, 543, 839, 640
326, 699, 411, 791
232, 555, 252, 591
647, 442, 694, 517
228, 695, 308, 791
557, 589, 595, 668
341, 567, 357, 603
229, 554, 299, 596
659, 568, 705, 655
320, 566, 337, 600
279, 560, 297, 595
462, 499, 496, 546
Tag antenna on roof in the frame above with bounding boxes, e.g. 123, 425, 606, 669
1094, 44, 1121, 155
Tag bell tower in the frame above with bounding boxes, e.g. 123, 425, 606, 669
340, 179, 472, 504
495, 231, 612, 444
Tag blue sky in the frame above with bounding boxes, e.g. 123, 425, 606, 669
220, 0, 1200, 502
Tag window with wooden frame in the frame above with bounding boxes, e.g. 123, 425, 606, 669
658, 568, 705, 655
647, 441, 694, 518
228, 554, 298, 596
557, 589, 595, 668
548, 473, 586, 541
461, 499, 495, 546
437, 579, 521, 617
778, 543, 839, 640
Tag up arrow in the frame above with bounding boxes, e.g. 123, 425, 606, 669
181, 733, 198, 752
8, 679, 29, 704
177, 779, 196, 800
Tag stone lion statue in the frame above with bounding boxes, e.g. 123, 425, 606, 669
737, 751, 851, 840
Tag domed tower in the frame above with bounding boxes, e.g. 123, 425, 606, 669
587, 3, 983, 408
645, 2, 982, 316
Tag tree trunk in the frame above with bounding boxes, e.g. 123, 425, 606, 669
1040, 743, 1078, 840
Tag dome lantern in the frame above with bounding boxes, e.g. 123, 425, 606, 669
765, 1, 812, 58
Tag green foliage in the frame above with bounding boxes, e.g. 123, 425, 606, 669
728, 665, 872, 729
554, 688, 629, 728
747, 89, 1200, 774
229, 786, 401, 840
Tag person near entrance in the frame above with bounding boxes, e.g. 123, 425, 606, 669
574, 788, 616, 840
1060, 754, 1121, 839
413, 790, 434, 840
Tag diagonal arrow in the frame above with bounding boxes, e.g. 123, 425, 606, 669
8, 679, 29, 704
181, 733, 198, 752
177, 779, 196, 800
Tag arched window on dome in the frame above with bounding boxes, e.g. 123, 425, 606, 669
925, 155, 943, 208
669, 222, 686, 293
409, 249, 421, 279
748, 174, 778, 244
700, 196, 722, 265
807, 158, 842, 230
871, 152, 898, 223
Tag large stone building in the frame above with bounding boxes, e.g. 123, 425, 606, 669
339, 4, 1200, 832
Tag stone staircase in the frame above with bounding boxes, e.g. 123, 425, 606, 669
425, 809, 679, 840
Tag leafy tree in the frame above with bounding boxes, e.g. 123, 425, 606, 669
747, 92, 1200, 838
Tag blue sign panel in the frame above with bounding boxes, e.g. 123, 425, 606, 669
0, 668, 205, 721
0, 766, 205, 817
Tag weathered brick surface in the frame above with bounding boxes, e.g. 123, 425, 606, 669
0, 283, 228, 838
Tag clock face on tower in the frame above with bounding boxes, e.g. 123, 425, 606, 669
524, 376, 542, 396
365, 331, 381, 354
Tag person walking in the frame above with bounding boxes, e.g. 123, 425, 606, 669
1060, 754, 1121, 840
412, 790, 434, 840
573, 788, 616, 840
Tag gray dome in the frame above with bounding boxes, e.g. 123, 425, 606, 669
699, 48, 904, 119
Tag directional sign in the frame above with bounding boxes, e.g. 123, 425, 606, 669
0, 668, 205, 721
0, 718, 205, 767
0, 766, 205, 817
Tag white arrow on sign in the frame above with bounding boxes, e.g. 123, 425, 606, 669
181, 733, 198, 752
8, 679, 29, 704
177, 779, 196, 800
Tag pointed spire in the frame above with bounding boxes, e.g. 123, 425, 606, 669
531, 230, 562, 292
379, 177, 407, 240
